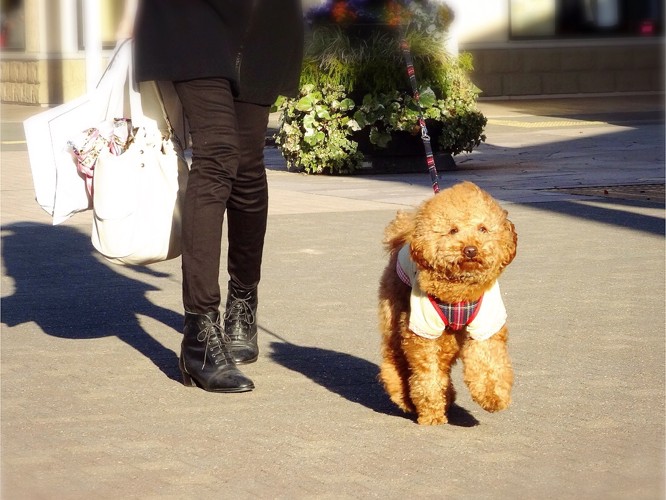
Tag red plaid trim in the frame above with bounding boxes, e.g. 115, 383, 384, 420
428, 295, 483, 331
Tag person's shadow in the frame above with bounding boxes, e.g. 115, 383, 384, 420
267, 334, 479, 427
1, 222, 183, 381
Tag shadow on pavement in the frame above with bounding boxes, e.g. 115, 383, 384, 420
268, 106, 664, 235
1, 222, 183, 382
519, 198, 665, 236
267, 338, 479, 427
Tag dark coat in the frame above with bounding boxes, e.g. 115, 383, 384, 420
134, 0, 303, 105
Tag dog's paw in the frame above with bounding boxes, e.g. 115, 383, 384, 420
417, 413, 448, 425
475, 393, 511, 413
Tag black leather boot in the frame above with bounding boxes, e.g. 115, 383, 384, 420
223, 282, 259, 364
179, 311, 254, 392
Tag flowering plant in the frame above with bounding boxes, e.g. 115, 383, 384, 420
307, 0, 453, 41
275, 0, 485, 174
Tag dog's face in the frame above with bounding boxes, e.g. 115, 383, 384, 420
408, 182, 517, 287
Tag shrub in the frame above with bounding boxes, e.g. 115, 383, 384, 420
275, 84, 364, 174
276, 0, 487, 174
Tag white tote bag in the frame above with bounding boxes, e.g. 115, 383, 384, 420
23, 40, 134, 224
91, 126, 188, 265
90, 49, 189, 266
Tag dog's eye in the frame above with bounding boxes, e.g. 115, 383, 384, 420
478, 225, 488, 233
448, 228, 459, 235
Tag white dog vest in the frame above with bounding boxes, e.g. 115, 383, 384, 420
396, 244, 507, 341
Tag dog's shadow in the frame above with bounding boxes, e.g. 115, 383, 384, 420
267, 338, 479, 427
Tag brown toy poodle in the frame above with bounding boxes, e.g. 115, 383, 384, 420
378, 181, 518, 425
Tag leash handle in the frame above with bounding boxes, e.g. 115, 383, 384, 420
400, 37, 440, 194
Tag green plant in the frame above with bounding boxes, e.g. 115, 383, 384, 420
276, 0, 487, 174
275, 83, 364, 174
300, 26, 449, 97
352, 83, 486, 155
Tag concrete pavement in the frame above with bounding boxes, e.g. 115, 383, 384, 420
1, 94, 664, 499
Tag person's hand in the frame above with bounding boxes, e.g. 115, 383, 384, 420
116, 0, 138, 40
115, 18, 133, 40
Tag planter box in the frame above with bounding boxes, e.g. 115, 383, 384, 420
352, 123, 456, 174
353, 121, 443, 157
357, 152, 456, 174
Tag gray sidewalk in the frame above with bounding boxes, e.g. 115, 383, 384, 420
1, 95, 664, 499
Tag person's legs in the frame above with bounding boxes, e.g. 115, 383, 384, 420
174, 78, 253, 392
223, 100, 271, 364
226, 100, 270, 288
175, 78, 239, 314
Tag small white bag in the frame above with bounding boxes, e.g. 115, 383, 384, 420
90, 49, 188, 266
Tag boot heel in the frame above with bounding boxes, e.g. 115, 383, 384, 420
181, 370, 195, 387
179, 355, 196, 387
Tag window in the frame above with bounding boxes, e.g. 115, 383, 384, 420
76, 0, 126, 50
510, 0, 664, 38
100, 0, 124, 48
1, 0, 25, 50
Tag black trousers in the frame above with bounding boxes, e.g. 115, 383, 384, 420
174, 78, 270, 314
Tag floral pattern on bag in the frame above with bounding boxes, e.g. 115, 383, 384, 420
68, 118, 135, 197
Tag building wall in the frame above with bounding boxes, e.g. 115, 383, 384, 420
1, 0, 664, 105
466, 40, 664, 97
1, 0, 118, 105
454, 0, 664, 97
1, 58, 88, 104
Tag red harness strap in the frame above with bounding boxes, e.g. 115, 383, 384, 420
428, 295, 483, 331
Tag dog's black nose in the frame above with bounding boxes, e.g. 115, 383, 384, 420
463, 246, 478, 259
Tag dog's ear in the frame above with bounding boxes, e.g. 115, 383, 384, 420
409, 242, 430, 271
500, 218, 518, 268
383, 210, 416, 252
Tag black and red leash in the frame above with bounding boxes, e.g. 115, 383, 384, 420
399, 36, 441, 194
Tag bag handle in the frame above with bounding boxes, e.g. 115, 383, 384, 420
101, 39, 133, 123
126, 44, 176, 140
97, 39, 175, 139
95, 38, 132, 88
151, 82, 181, 146
126, 44, 151, 128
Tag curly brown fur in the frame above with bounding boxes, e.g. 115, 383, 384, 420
378, 182, 517, 425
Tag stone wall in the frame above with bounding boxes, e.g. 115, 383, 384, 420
1, 60, 41, 104
1, 58, 87, 105
466, 40, 664, 97
3, 40, 664, 104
